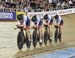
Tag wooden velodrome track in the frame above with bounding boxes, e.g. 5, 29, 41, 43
0, 14, 75, 58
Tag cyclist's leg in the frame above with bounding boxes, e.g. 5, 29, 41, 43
26, 29, 31, 41
58, 27, 62, 42
48, 25, 50, 34
48, 20, 53, 40
48, 25, 52, 43
58, 20, 63, 42
25, 27, 31, 48
54, 27, 58, 43
26, 19, 31, 41
39, 27, 43, 43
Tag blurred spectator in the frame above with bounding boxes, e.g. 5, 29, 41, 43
48, 0, 52, 3
56, 2, 61, 8
30, 1, 36, 9
23, 4, 32, 12
5, 2, 16, 8
61, 1, 68, 9
52, 0, 58, 8
0, 3, 5, 12
18, 1, 23, 8
0, 3, 5, 9
72, 0, 75, 6
0, 0, 75, 12
1, 0, 5, 2
68, 0, 73, 7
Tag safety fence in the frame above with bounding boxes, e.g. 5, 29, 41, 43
0, 8, 75, 21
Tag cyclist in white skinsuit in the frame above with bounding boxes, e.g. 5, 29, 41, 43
44, 14, 53, 25
23, 13, 31, 42
43, 14, 53, 43
17, 13, 30, 29
17, 13, 31, 42
48, 14, 53, 42
32, 15, 42, 28
32, 15, 43, 44
54, 15, 63, 27
36, 15, 41, 26
48, 14, 52, 24
54, 15, 64, 42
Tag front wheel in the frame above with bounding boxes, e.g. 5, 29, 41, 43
17, 31, 24, 50
25, 32, 31, 49
44, 30, 48, 45
33, 30, 38, 48
54, 28, 59, 43
48, 34, 52, 44
39, 33, 43, 46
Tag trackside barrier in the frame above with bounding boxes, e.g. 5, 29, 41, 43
28, 8, 75, 19
0, 12, 26, 20
0, 8, 75, 20
0, 12, 16, 20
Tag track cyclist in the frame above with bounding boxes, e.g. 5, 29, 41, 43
43, 14, 53, 44
54, 14, 64, 43
23, 12, 31, 48
32, 15, 43, 46
16, 14, 25, 50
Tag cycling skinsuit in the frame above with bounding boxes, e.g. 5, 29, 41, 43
48, 14, 53, 25
33, 15, 42, 29
54, 15, 63, 26
23, 15, 30, 29
45, 14, 53, 25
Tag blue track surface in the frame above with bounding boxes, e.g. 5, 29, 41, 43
32, 48, 75, 58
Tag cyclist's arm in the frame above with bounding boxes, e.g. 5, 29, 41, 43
54, 20, 60, 28
23, 15, 27, 28
16, 21, 24, 28
23, 21, 26, 29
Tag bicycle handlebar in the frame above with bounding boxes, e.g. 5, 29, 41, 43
14, 27, 24, 30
